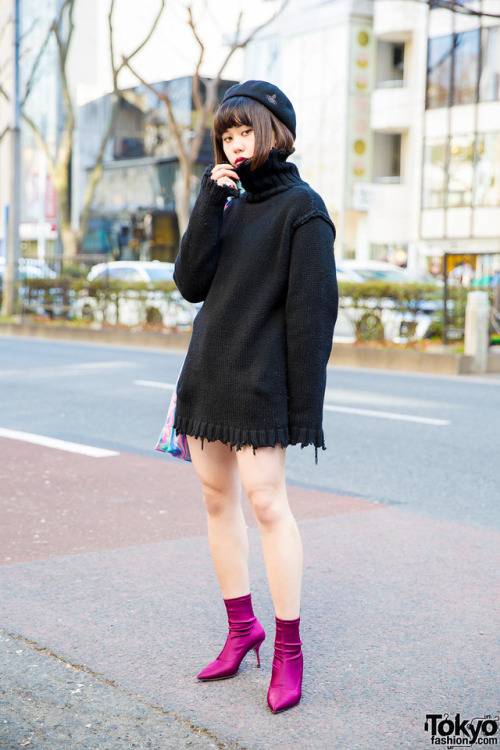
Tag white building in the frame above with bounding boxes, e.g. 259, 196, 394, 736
245, 0, 500, 275
244, 0, 376, 260
370, 0, 500, 277
367, 0, 428, 270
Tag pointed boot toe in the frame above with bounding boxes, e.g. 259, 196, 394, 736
197, 594, 265, 681
267, 683, 302, 714
267, 616, 303, 714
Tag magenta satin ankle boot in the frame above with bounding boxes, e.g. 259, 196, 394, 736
267, 616, 303, 713
197, 593, 265, 681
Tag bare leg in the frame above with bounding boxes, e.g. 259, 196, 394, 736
187, 436, 250, 599
235, 444, 302, 620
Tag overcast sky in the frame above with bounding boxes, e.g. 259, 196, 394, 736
74, 0, 283, 102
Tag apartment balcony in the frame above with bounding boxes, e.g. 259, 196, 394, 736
374, 0, 423, 42
371, 82, 412, 133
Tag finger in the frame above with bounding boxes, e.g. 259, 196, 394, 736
217, 178, 238, 189
212, 164, 239, 180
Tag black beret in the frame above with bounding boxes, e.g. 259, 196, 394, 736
222, 80, 296, 139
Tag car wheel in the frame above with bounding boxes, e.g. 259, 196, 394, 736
356, 312, 385, 342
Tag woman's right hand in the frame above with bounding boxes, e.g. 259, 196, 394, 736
211, 163, 239, 190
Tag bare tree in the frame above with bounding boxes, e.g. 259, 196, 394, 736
79, 0, 166, 247
0, 0, 166, 256
123, 0, 290, 235
0, 15, 13, 145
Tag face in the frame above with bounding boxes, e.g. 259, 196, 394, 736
222, 124, 255, 167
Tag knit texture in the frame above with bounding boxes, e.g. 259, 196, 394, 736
173, 148, 338, 464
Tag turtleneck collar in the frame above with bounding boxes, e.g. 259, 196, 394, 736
235, 148, 304, 203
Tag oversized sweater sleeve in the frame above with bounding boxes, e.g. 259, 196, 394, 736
285, 214, 338, 453
173, 167, 239, 303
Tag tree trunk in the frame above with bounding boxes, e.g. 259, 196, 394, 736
174, 161, 193, 238
60, 221, 78, 256
54, 168, 78, 257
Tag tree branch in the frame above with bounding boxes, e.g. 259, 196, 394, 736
217, 0, 291, 78
123, 57, 188, 167
0, 124, 9, 143
21, 9, 55, 106
52, 0, 76, 142
186, 5, 205, 115
21, 112, 55, 175
108, 0, 118, 83
118, 0, 166, 76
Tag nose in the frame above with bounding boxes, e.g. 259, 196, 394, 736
233, 137, 244, 153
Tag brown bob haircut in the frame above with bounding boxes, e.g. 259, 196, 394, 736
213, 96, 295, 171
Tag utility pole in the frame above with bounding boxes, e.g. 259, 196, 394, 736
2, 0, 21, 318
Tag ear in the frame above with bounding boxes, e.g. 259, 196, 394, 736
272, 129, 277, 147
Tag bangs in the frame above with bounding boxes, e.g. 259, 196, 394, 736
213, 96, 254, 137
213, 95, 295, 170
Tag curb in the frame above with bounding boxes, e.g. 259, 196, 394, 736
1, 321, 500, 375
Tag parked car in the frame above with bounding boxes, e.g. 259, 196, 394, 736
0, 257, 59, 316
86, 260, 175, 283
335, 261, 441, 342
70, 260, 198, 329
338, 259, 441, 285
0, 257, 57, 280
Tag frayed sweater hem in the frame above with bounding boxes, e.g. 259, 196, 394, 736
173, 415, 325, 463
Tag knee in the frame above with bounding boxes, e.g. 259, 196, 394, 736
247, 485, 287, 527
202, 484, 237, 516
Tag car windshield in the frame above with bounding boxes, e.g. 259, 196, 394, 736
146, 267, 174, 281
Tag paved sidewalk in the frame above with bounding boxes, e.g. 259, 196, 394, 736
1, 631, 223, 750
1, 439, 499, 749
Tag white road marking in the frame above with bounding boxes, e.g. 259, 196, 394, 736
0, 428, 120, 457
69, 361, 137, 371
134, 381, 449, 425
323, 405, 449, 425
134, 380, 176, 390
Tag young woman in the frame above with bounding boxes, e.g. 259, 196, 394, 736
172, 80, 338, 713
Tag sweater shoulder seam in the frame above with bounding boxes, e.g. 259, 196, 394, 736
291, 208, 336, 236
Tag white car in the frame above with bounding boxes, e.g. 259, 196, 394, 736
71, 260, 198, 329
0, 257, 57, 280
335, 261, 441, 343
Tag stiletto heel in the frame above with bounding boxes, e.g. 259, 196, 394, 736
253, 640, 264, 667
197, 594, 266, 681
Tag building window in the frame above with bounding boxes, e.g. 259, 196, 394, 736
374, 133, 402, 182
423, 139, 447, 208
479, 26, 500, 102
376, 41, 405, 88
426, 35, 453, 109
453, 29, 480, 105
448, 136, 474, 207
475, 133, 500, 207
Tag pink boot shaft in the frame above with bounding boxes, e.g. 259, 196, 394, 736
267, 616, 303, 713
197, 593, 265, 681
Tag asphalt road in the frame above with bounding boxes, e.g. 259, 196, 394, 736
0, 336, 499, 750
0, 336, 498, 527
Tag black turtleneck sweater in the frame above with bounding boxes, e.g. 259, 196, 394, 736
173, 148, 338, 463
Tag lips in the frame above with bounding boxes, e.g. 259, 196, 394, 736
234, 157, 246, 167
